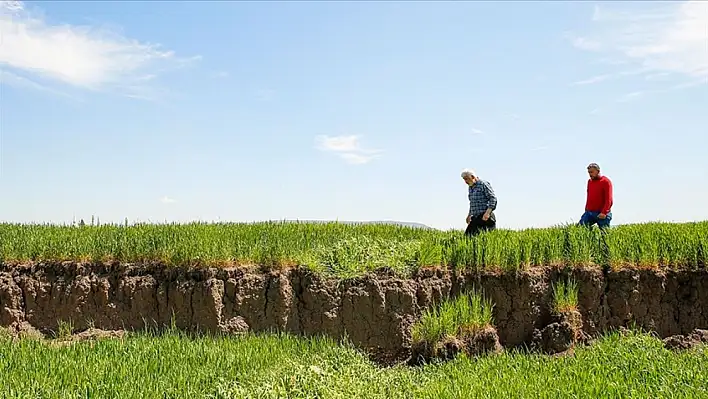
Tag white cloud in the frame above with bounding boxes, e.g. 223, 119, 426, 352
571, 74, 612, 86
0, 1, 199, 98
160, 196, 177, 204
470, 128, 484, 135
570, 68, 650, 86
571, 37, 603, 51
571, 1, 708, 88
316, 135, 360, 152
315, 135, 382, 165
0, 69, 79, 99
645, 72, 672, 81
616, 91, 646, 103
338, 153, 377, 165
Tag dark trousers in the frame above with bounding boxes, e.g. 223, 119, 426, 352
465, 213, 496, 237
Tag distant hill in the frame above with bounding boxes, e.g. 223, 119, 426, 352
283, 219, 434, 230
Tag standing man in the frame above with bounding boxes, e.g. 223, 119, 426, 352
461, 169, 498, 236
579, 162, 613, 228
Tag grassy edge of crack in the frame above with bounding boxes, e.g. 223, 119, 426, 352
1, 220, 707, 277
552, 278, 579, 314
410, 289, 499, 364
411, 289, 495, 344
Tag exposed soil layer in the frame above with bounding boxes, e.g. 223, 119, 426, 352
2, 263, 707, 360
531, 310, 584, 355
663, 329, 708, 351
409, 326, 503, 366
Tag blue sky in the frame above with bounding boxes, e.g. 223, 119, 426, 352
1, 1, 706, 230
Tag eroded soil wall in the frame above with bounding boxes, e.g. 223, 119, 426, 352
2, 263, 707, 357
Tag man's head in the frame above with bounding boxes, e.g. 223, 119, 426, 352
587, 163, 601, 179
461, 169, 477, 186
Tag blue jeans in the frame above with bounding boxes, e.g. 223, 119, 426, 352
579, 211, 612, 228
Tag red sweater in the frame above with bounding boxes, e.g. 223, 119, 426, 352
585, 176, 613, 214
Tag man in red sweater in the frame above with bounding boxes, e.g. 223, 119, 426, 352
579, 163, 613, 228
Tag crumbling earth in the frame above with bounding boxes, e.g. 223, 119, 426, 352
409, 326, 503, 365
1, 262, 707, 363
532, 309, 585, 355
663, 329, 708, 351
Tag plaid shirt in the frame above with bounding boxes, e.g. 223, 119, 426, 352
468, 179, 498, 217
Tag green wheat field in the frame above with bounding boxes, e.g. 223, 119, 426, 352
2, 221, 707, 397
1, 220, 706, 276
1, 328, 706, 399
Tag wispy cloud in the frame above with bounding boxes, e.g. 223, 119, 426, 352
315, 135, 383, 165
570, 69, 650, 86
590, 88, 657, 113
160, 196, 177, 204
316, 135, 360, 152
338, 153, 378, 165
571, 37, 603, 51
570, 1, 708, 89
645, 72, 672, 81
571, 74, 612, 86
616, 91, 646, 103
0, 70, 80, 100
529, 145, 549, 152
0, 1, 200, 99
471, 128, 485, 135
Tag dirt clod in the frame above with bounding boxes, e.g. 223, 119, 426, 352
0, 322, 44, 340
535, 322, 575, 354
49, 328, 126, 348
663, 329, 708, 351
73, 328, 126, 341
408, 326, 502, 365
464, 326, 503, 356
220, 316, 250, 335
533, 310, 584, 354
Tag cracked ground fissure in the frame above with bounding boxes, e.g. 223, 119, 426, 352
1, 262, 707, 361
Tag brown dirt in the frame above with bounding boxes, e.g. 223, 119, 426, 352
532, 309, 585, 354
408, 326, 502, 366
663, 329, 708, 351
2, 262, 707, 363
463, 326, 503, 357
49, 328, 127, 347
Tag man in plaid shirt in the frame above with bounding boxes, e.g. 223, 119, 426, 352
461, 169, 498, 236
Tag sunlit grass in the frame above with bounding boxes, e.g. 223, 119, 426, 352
1, 220, 707, 277
552, 279, 579, 314
411, 289, 494, 345
0, 329, 706, 398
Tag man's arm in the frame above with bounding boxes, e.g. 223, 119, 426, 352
601, 179, 613, 215
466, 187, 473, 223
482, 181, 497, 219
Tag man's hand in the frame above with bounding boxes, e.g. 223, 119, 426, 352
482, 209, 491, 221
466, 215, 472, 224
598, 213, 607, 219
